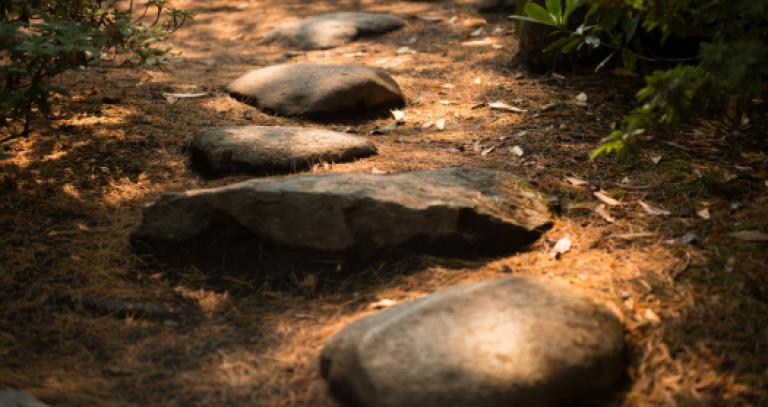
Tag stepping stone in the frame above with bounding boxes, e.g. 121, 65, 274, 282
225, 64, 405, 120
321, 276, 626, 407
131, 168, 554, 265
188, 126, 377, 178
263, 12, 406, 50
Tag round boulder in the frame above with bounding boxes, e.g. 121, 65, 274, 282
188, 126, 377, 178
225, 64, 405, 120
263, 12, 406, 50
321, 276, 626, 407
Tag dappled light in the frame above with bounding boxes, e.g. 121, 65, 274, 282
1, 0, 766, 406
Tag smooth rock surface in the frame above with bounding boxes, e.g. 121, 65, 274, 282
226, 64, 405, 119
321, 276, 626, 407
131, 168, 553, 264
188, 126, 377, 177
263, 12, 406, 50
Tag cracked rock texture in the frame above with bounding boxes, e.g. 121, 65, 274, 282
131, 168, 554, 265
188, 126, 377, 178
321, 276, 626, 407
262, 12, 406, 50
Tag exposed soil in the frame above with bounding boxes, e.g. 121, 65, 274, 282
1, 0, 767, 406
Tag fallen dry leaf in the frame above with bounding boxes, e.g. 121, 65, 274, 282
595, 204, 615, 223
643, 309, 661, 325
480, 146, 495, 156
697, 207, 711, 220
594, 191, 622, 206
369, 299, 398, 310
162, 92, 207, 99
391, 109, 406, 123
488, 101, 527, 113
725, 256, 735, 273
549, 236, 572, 259
565, 176, 589, 187
435, 118, 446, 130
639, 200, 672, 216
461, 38, 496, 47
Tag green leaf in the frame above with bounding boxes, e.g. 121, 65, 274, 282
524, 3, 556, 25
584, 2, 600, 21
545, 0, 562, 24
508, 15, 542, 24
561, 38, 580, 54
621, 49, 637, 70
563, 0, 576, 24
623, 16, 640, 45
544, 36, 573, 53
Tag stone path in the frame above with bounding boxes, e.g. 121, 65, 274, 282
321, 276, 625, 407
189, 126, 377, 177
225, 64, 405, 119
131, 168, 554, 263
262, 12, 406, 50
131, 3, 627, 405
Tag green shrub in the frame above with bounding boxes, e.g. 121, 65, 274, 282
0, 0, 192, 153
513, 0, 768, 159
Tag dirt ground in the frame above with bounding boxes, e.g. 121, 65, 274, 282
1, 0, 767, 405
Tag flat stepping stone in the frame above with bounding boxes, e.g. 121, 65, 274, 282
225, 64, 405, 120
263, 12, 406, 50
321, 276, 626, 407
188, 126, 377, 177
131, 168, 554, 265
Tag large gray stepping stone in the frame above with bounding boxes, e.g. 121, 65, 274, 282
321, 276, 626, 407
130, 168, 554, 265
263, 12, 406, 50
225, 64, 405, 120
188, 126, 377, 177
